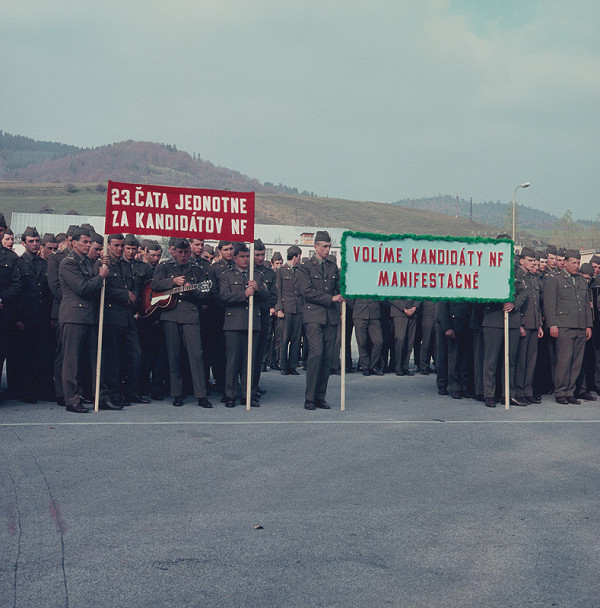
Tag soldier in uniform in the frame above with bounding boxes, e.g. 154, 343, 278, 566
481, 263, 527, 407
137, 241, 168, 399
58, 228, 111, 413
14, 227, 54, 402
47, 225, 77, 406
296, 231, 343, 410
252, 239, 278, 396
437, 301, 472, 399
96, 234, 146, 407
219, 242, 269, 408
0, 213, 21, 400
543, 249, 593, 404
151, 239, 212, 408
352, 298, 384, 376
206, 241, 235, 392
515, 247, 543, 404
276, 245, 303, 375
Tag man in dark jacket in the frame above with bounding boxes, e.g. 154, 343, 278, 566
14, 227, 54, 402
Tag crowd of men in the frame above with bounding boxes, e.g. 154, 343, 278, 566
0, 211, 599, 413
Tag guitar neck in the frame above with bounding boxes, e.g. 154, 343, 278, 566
170, 283, 200, 295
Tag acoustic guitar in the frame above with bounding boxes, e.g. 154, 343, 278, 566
139, 279, 212, 318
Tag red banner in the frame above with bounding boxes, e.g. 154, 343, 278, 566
104, 181, 255, 242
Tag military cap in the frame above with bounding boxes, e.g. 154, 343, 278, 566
254, 238, 266, 251
42, 233, 57, 244
66, 225, 79, 237
536, 250, 545, 260
520, 247, 536, 259
218, 240, 233, 249
80, 223, 96, 233
287, 245, 302, 257
590, 255, 600, 265
91, 232, 104, 245
579, 263, 594, 277
545, 245, 557, 256
564, 249, 580, 260
203, 244, 214, 255
557, 247, 566, 257
55, 232, 67, 243
108, 233, 125, 242
271, 251, 283, 262
173, 238, 190, 250
71, 227, 91, 240
168, 237, 178, 247
314, 230, 331, 243
233, 242, 249, 256
0, 212, 7, 228
124, 234, 140, 247
21, 226, 40, 239
145, 240, 162, 251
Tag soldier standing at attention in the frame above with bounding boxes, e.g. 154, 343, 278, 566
252, 239, 278, 397
219, 242, 269, 408
276, 245, 304, 375
515, 247, 543, 404
0, 213, 21, 401
296, 231, 343, 410
14, 227, 54, 403
543, 249, 592, 404
151, 239, 212, 408
59, 228, 111, 413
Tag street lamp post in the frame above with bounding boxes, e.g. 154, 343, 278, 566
512, 182, 531, 243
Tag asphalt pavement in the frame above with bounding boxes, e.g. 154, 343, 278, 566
1, 369, 599, 608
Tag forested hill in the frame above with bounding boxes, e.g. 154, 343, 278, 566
392, 196, 561, 231
0, 131, 313, 196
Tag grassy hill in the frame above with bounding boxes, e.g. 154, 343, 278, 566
0, 182, 500, 238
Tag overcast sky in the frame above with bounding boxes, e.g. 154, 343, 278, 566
2, 0, 599, 219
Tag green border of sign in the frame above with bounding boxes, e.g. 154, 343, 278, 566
340, 231, 515, 302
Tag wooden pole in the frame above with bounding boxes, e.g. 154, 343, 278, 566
246, 242, 255, 411
94, 243, 107, 413
341, 300, 346, 411
504, 309, 510, 410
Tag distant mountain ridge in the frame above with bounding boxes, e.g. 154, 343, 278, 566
392, 196, 567, 231
0, 131, 314, 197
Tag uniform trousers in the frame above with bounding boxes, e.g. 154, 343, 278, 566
60, 323, 98, 408
482, 327, 519, 399
304, 321, 337, 402
472, 328, 485, 397
253, 318, 270, 391
447, 330, 472, 394
102, 323, 142, 399
435, 321, 448, 391
162, 322, 207, 398
393, 316, 417, 373
278, 312, 303, 370
515, 329, 538, 399
354, 318, 383, 371
418, 318, 436, 372
554, 328, 586, 398
225, 330, 258, 399
13, 322, 54, 400
137, 318, 168, 396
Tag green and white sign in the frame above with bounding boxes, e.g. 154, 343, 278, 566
341, 231, 514, 302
